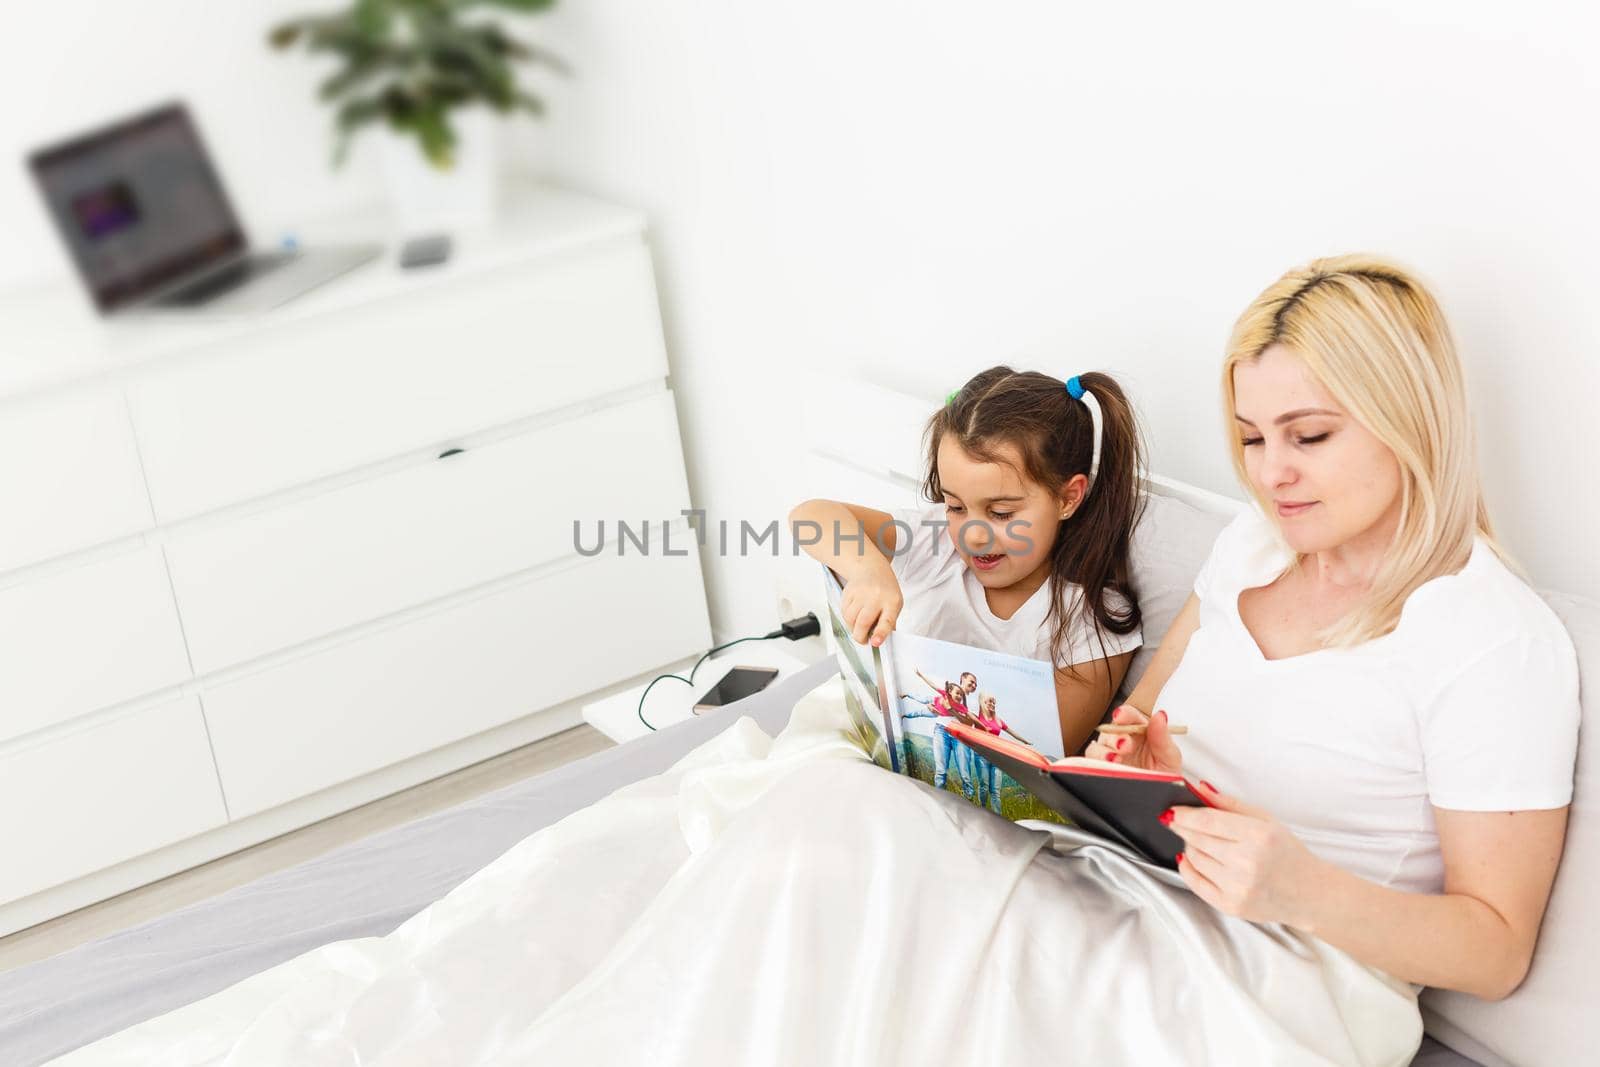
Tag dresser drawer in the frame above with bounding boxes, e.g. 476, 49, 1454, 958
126, 238, 670, 523
203, 545, 710, 819
0, 545, 192, 745
164, 390, 693, 674
0, 386, 154, 575
0, 696, 227, 904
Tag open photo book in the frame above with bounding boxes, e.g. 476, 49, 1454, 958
822, 567, 1210, 868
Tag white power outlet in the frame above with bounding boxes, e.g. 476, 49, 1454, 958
774, 565, 830, 654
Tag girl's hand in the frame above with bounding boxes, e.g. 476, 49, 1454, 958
1084, 705, 1183, 775
840, 563, 903, 647
1167, 782, 1326, 928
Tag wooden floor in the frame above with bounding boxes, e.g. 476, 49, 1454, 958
0, 723, 615, 974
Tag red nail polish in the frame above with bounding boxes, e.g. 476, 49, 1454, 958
1175, 851, 1185, 866
1156, 709, 1168, 723
1106, 752, 1118, 763
1158, 809, 1174, 826
1201, 780, 1216, 792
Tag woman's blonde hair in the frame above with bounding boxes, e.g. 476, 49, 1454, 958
1222, 254, 1503, 646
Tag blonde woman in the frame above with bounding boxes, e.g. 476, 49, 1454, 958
968, 692, 1029, 812
1088, 255, 1580, 1002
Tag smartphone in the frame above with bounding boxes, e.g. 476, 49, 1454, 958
693, 665, 780, 714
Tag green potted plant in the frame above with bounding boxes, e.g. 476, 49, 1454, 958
269, 0, 567, 229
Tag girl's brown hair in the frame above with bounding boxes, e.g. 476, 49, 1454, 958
921, 366, 1145, 669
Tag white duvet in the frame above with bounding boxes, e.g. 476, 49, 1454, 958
56, 678, 1424, 1066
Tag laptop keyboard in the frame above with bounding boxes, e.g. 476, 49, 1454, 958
152, 253, 295, 307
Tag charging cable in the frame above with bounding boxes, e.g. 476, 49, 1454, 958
636, 612, 821, 732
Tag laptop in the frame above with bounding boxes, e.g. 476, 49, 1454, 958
28, 102, 378, 315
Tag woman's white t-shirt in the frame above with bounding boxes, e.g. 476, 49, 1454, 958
886, 504, 1142, 668
1157, 508, 1580, 895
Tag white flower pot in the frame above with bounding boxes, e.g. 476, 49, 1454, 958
376, 107, 499, 235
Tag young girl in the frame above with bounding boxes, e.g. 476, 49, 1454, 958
900, 670, 980, 794
791, 366, 1147, 754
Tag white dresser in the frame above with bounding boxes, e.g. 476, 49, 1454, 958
0, 183, 712, 937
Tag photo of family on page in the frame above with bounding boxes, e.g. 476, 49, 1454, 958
823, 567, 1065, 823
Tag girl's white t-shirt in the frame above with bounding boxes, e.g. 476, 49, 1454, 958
1157, 508, 1580, 895
886, 504, 1143, 667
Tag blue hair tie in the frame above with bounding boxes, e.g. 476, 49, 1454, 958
1065, 376, 1085, 400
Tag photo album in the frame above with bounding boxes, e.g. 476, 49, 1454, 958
822, 566, 1209, 868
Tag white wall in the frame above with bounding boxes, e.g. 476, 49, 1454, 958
519, 0, 1600, 629
3, 2, 1595, 643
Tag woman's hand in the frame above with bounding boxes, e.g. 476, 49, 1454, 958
840, 562, 903, 646
1084, 705, 1183, 774
1167, 782, 1328, 928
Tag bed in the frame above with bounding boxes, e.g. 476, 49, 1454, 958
0, 661, 831, 1065
1, 480, 1594, 1066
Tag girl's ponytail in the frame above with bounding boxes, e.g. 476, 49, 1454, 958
1051, 371, 1144, 665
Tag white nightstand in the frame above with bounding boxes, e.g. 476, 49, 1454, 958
583, 641, 817, 743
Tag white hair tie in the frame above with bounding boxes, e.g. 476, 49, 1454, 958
1065, 375, 1103, 491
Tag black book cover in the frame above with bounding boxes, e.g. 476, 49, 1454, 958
949, 724, 1209, 869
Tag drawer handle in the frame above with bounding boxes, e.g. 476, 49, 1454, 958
437, 447, 466, 460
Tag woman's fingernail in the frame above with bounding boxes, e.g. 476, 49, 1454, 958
1106, 752, 1119, 763
1175, 851, 1186, 866
1155, 710, 1168, 723
1115, 737, 1127, 750
1158, 808, 1174, 826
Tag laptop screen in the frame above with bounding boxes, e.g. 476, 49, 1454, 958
29, 104, 246, 311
